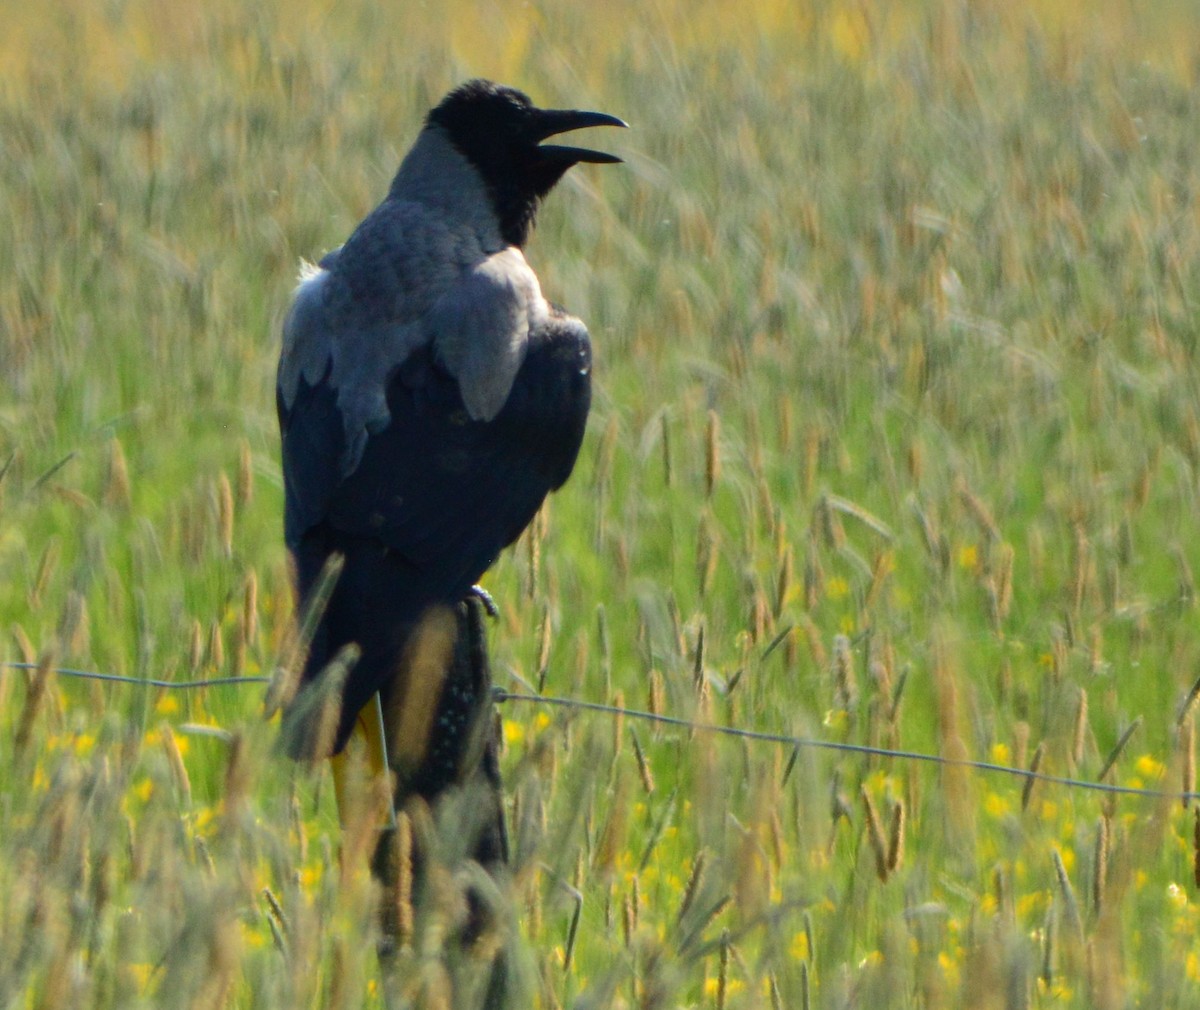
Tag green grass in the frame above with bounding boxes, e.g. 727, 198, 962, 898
5, 1, 1200, 1006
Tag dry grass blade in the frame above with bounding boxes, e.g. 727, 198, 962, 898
278, 642, 358, 762
638, 782, 676, 868
1182, 716, 1195, 809
1195, 810, 1200, 890
1051, 847, 1083, 940
760, 624, 793, 663
909, 495, 949, 571
889, 666, 909, 724
1177, 674, 1200, 728
261, 887, 289, 953
222, 732, 251, 828
833, 633, 857, 712
824, 493, 895, 541
782, 744, 801, 786
677, 894, 730, 958
14, 649, 55, 757
31, 451, 76, 490
1041, 901, 1056, 986
1022, 741, 1045, 812
768, 971, 782, 1010
1097, 717, 1143, 783
661, 410, 673, 487
956, 476, 1001, 543
677, 849, 708, 925
861, 785, 890, 883
159, 722, 192, 808
631, 730, 654, 794
561, 879, 583, 972
715, 929, 730, 1010
265, 552, 346, 716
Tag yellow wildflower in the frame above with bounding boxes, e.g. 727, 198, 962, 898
938, 950, 960, 987
826, 576, 850, 600
984, 792, 1011, 818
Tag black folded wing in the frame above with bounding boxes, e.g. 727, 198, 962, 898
277, 313, 591, 752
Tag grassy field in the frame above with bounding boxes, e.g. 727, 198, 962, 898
4, 0, 1200, 1006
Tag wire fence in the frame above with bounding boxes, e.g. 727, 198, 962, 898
3, 660, 1193, 804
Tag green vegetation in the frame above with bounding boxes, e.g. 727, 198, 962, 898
4, 1, 1200, 1006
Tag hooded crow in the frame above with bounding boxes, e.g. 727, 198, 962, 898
276, 80, 625, 791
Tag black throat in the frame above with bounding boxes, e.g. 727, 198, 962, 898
485, 164, 570, 248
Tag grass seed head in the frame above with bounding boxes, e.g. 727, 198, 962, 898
705, 409, 721, 498
242, 570, 259, 646
57, 590, 89, 658
1181, 716, 1195, 809
1072, 687, 1089, 769
188, 618, 205, 673
30, 540, 60, 612
832, 633, 857, 713
1093, 816, 1109, 915
208, 620, 224, 672
715, 928, 730, 1010
216, 471, 235, 557
104, 437, 131, 509
887, 799, 906, 873
236, 438, 254, 506
159, 722, 192, 808
660, 411, 673, 487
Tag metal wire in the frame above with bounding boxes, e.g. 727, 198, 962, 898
493, 690, 1199, 803
1, 661, 270, 690
3, 661, 1192, 802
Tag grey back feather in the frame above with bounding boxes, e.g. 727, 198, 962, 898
278, 128, 548, 476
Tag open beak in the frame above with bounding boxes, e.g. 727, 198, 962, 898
531, 108, 628, 165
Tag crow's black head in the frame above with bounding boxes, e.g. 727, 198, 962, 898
427, 79, 626, 247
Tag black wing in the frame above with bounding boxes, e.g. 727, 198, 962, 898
277, 314, 591, 752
